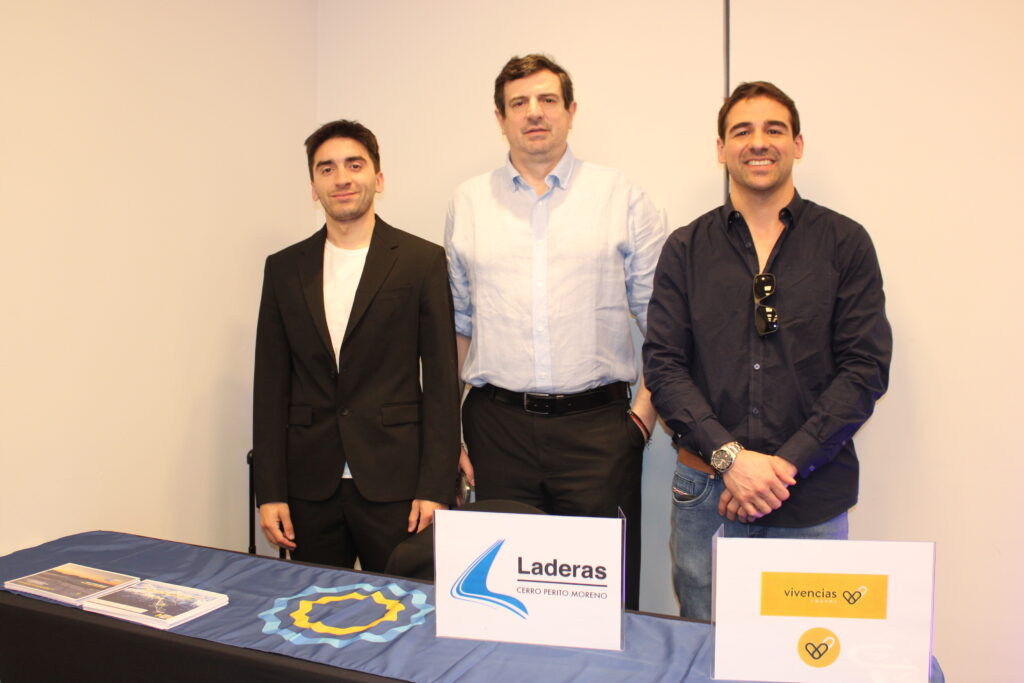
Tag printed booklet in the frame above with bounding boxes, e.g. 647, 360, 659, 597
4, 563, 139, 606
82, 579, 228, 630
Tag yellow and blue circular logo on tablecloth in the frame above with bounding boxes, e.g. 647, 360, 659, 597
259, 581, 433, 648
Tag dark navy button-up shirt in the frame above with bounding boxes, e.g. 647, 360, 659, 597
643, 192, 892, 526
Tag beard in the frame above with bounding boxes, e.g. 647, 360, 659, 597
323, 190, 374, 224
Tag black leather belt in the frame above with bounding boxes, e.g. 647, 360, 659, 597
482, 382, 629, 416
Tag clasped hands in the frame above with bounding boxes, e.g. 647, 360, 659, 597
719, 450, 798, 523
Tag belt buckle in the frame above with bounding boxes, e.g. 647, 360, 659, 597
523, 392, 553, 415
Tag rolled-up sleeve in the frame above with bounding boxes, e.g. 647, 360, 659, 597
624, 187, 668, 335
444, 198, 473, 338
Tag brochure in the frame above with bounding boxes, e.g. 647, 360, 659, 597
4, 563, 139, 606
82, 579, 228, 630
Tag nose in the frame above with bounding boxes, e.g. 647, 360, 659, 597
749, 129, 768, 149
526, 97, 542, 118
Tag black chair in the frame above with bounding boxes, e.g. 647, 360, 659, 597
246, 450, 286, 559
384, 500, 545, 581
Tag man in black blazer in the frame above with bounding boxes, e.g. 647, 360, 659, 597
253, 120, 460, 571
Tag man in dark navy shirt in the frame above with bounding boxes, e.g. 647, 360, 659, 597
643, 82, 892, 621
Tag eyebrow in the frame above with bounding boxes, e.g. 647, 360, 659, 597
314, 155, 368, 169
728, 119, 791, 135
508, 92, 561, 103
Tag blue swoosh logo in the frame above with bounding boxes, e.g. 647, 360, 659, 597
450, 539, 528, 618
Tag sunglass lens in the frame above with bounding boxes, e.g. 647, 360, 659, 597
756, 305, 779, 335
753, 273, 776, 302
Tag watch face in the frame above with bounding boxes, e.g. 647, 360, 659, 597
711, 450, 729, 472
711, 446, 737, 473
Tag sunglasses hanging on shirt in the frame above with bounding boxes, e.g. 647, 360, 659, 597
753, 272, 779, 336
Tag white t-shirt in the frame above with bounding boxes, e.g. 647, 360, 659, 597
323, 240, 369, 479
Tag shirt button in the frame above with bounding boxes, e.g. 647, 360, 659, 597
340, 408, 350, 416
751, 407, 760, 415
809, 465, 816, 472
753, 363, 761, 370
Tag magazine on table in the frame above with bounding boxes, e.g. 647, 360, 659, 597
4, 563, 139, 606
82, 579, 228, 630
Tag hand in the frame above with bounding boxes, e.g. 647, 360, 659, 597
629, 377, 657, 435
719, 451, 798, 521
455, 448, 473, 508
258, 502, 296, 550
718, 488, 759, 523
458, 445, 475, 487
408, 499, 447, 533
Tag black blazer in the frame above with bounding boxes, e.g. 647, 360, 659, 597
253, 217, 460, 507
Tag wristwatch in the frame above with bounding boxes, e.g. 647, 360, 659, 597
710, 441, 744, 474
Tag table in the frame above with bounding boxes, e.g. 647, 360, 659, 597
0, 532, 943, 682
0, 589, 394, 682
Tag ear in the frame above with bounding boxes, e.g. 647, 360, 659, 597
375, 170, 384, 194
311, 182, 318, 202
494, 107, 507, 132
793, 133, 804, 160
567, 100, 578, 129
716, 137, 725, 164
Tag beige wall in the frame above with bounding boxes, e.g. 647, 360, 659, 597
0, 0, 317, 553
2, 1, 1018, 680
729, 1, 1024, 680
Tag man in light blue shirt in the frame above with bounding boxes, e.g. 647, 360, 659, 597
445, 54, 666, 609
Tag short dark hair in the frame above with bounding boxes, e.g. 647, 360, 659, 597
304, 119, 380, 178
718, 81, 801, 140
493, 54, 574, 117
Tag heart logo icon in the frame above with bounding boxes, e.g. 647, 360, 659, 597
804, 640, 830, 660
798, 630, 839, 667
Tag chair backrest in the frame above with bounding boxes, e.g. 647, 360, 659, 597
383, 500, 546, 581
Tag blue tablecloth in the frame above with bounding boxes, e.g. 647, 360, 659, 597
0, 532, 943, 682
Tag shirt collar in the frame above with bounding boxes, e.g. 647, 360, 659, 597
721, 190, 806, 230
504, 146, 577, 193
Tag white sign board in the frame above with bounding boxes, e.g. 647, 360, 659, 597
433, 509, 623, 651
713, 537, 935, 682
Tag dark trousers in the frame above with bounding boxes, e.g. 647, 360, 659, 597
287, 479, 412, 573
462, 387, 645, 609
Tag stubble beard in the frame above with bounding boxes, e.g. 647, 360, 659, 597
324, 192, 373, 224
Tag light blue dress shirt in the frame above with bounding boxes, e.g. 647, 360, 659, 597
445, 148, 667, 394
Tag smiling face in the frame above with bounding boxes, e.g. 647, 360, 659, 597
496, 68, 576, 167
717, 96, 803, 201
310, 136, 383, 227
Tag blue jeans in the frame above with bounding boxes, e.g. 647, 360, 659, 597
670, 460, 849, 622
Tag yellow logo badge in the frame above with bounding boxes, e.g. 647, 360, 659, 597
760, 572, 887, 619
798, 627, 841, 668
